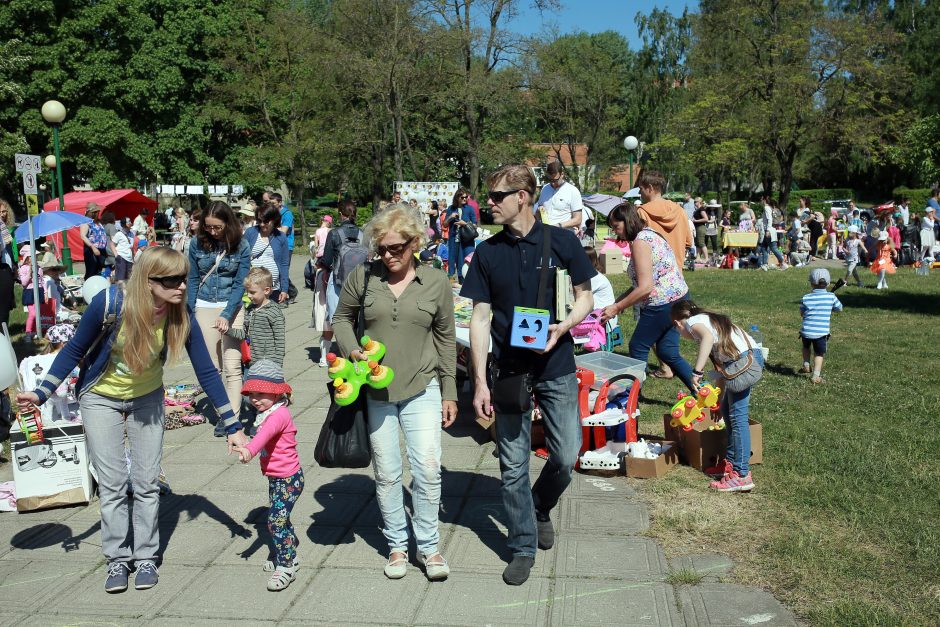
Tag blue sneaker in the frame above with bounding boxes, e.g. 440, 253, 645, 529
105, 562, 130, 593
134, 561, 159, 590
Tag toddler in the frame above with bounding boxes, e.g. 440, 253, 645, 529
871, 231, 897, 290
234, 360, 303, 592
671, 300, 763, 492
225, 267, 285, 367
800, 269, 842, 384
832, 225, 868, 291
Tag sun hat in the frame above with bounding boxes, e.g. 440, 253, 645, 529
813, 211, 824, 222
41, 241, 53, 249
39, 256, 64, 270
809, 268, 830, 286
706, 199, 722, 208
18, 245, 32, 259
242, 359, 292, 396
45, 323, 75, 344
85, 203, 102, 214
848, 225, 859, 234
878, 230, 888, 241
237, 207, 255, 218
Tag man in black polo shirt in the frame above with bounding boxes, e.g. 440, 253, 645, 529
461, 164, 595, 585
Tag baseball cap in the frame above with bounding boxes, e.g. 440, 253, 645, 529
809, 268, 830, 286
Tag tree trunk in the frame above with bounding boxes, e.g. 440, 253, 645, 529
777, 146, 797, 211
371, 143, 385, 216
292, 180, 307, 245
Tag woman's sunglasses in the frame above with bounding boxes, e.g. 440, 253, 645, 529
487, 189, 520, 203
376, 238, 414, 257
149, 275, 187, 289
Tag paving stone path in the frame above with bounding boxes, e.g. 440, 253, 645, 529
0, 257, 798, 626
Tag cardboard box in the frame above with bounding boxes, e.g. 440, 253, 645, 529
625, 438, 680, 479
663, 413, 763, 470
11, 423, 94, 512
599, 249, 624, 274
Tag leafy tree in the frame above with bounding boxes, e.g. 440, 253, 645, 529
527, 31, 636, 189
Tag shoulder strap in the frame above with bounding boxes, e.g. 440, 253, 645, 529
85, 287, 122, 357
356, 263, 372, 337
536, 226, 552, 310
199, 250, 227, 288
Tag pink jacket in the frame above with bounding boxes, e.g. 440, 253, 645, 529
18, 264, 42, 288
246, 405, 301, 478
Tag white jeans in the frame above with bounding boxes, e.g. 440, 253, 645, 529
366, 380, 442, 556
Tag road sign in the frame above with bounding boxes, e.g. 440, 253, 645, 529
22, 171, 38, 195
26, 194, 39, 216
14, 153, 41, 174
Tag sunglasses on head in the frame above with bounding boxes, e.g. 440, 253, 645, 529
149, 275, 187, 289
376, 238, 414, 257
487, 189, 521, 203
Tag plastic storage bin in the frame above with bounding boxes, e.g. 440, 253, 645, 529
575, 351, 646, 396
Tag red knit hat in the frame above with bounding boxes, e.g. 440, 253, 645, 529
241, 360, 292, 395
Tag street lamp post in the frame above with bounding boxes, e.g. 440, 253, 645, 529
44, 154, 57, 202
623, 135, 639, 191
41, 100, 72, 274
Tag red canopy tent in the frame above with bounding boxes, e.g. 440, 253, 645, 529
44, 190, 157, 262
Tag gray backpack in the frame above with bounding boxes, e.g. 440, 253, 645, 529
333, 225, 368, 287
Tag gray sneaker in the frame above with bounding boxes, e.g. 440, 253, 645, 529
134, 561, 159, 590
105, 562, 130, 593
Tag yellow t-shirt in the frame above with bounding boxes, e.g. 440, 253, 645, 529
92, 320, 167, 399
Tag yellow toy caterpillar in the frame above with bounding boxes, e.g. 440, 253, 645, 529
669, 383, 721, 431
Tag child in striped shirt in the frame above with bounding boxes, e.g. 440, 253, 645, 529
226, 267, 286, 367
799, 268, 842, 384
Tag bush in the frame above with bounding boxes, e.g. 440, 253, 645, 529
786, 188, 854, 212
893, 187, 933, 211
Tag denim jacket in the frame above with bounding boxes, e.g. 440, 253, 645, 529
187, 237, 251, 321
242, 227, 291, 293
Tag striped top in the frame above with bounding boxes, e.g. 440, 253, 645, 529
800, 289, 842, 339
226, 300, 286, 366
251, 237, 281, 291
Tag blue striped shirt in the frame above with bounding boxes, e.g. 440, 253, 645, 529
800, 289, 842, 338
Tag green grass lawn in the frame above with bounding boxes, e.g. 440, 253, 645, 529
606, 265, 940, 626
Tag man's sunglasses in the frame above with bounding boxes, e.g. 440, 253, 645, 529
487, 189, 521, 203
376, 238, 414, 257
148, 275, 187, 289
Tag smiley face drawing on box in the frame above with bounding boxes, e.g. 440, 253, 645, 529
510, 306, 551, 351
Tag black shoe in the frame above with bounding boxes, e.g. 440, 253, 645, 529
502, 555, 535, 585
536, 517, 555, 550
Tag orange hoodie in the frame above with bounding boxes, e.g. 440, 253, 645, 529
639, 198, 693, 275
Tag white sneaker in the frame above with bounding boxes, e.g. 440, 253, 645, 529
319, 357, 328, 367
761, 265, 769, 272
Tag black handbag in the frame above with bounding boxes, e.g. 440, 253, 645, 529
314, 383, 372, 468
458, 223, 478, 244
313, 266, 373, 468
490, 227, 552, 414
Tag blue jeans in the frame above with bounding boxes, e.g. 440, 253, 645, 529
495, 373, 581, 558
366, 380, 443, 557
759, 239, 785, 266
719, 349, 764, 476
447, 239, 475, 282
629, 300, 695, 391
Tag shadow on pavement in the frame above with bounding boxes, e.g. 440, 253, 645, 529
765, 361, 801, 378
158, 492, 252, 562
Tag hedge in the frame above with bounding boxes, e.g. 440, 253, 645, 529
786, 188, 854, 212
893, 187, 933, 212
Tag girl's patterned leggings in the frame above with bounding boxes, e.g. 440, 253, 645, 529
268, 469, 304, 568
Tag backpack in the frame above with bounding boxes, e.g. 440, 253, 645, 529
304, 259, 315, 290
333, 224, 368, 287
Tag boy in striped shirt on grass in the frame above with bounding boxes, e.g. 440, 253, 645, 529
799, 268, 842, 384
